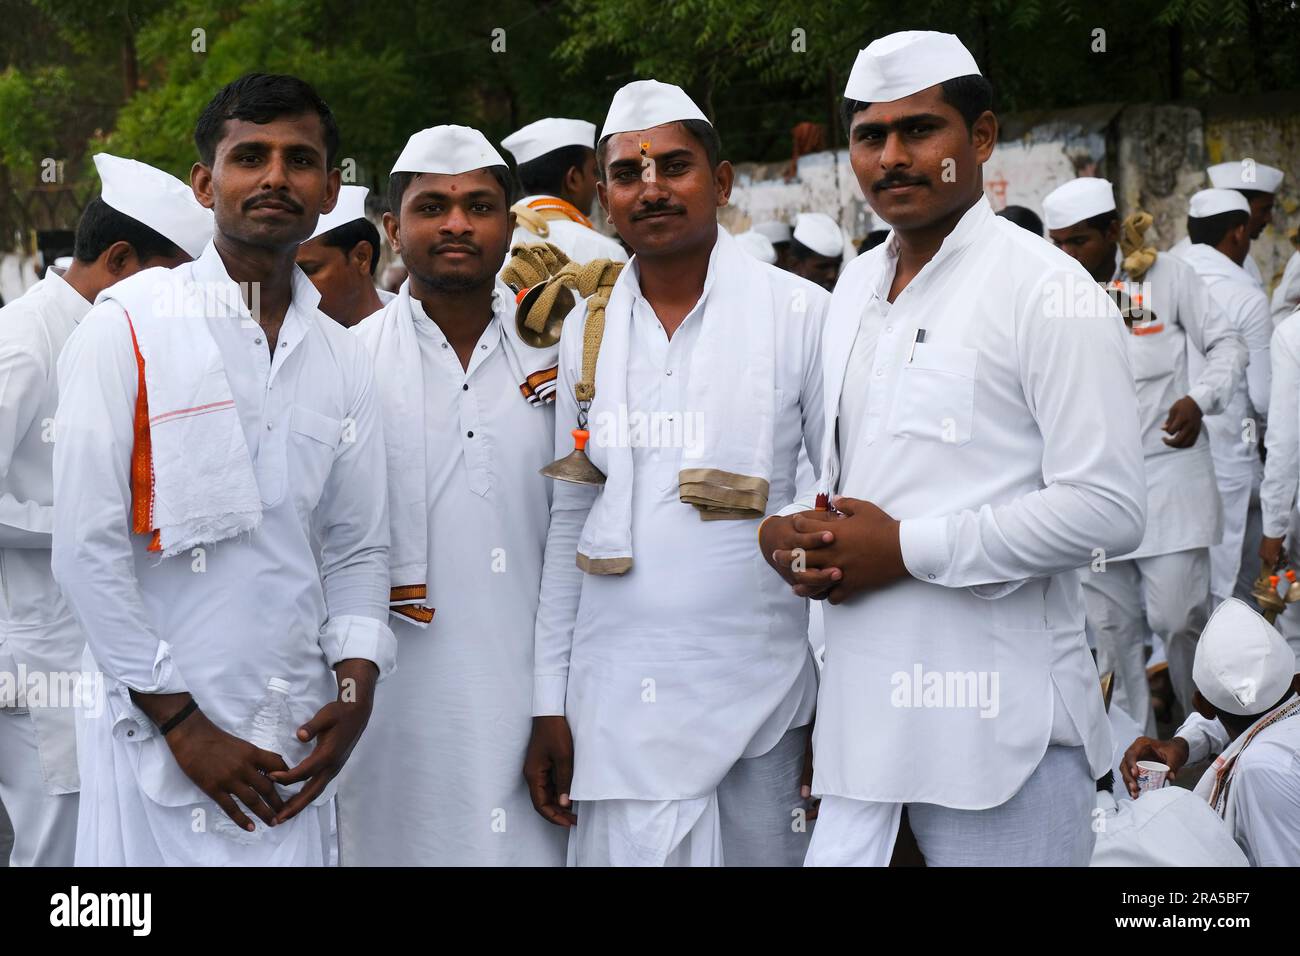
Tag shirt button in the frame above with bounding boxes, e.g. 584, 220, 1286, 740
875, 369, 884, 377
885, 326, 893, 333
462, 384, 469, 391
254, 337, 263, 345
467, 431, 474, 438
480, 344, 487, 350
666, 369, 673, 376
928, 574, 936, 580
127, 729, 135, 737
266, 422, 273, 430
442, 343, 449, 349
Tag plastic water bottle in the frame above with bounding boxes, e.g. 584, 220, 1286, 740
211, 677, 293, 843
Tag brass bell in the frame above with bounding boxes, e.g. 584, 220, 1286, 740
540, 427, 606, 486
1251, 565, 1287, 623
512, 280, 574, 350
1286, 569, 1300, 604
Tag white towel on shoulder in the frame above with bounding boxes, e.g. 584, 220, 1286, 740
97, 266, 261, 558
577, 228, 777, 574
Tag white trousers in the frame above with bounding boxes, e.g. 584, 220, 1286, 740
805, 745, 1095, 867
568, 724, 811, 867
1078, 549, 1209, 729
0, 709, 77, 866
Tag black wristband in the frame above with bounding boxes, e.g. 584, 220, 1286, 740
159, 699, 198, 736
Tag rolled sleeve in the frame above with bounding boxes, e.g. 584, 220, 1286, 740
899, 514, 950, 583
319, 613, 397, 681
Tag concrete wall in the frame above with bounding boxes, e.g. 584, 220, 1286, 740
726, 94, 1300, 292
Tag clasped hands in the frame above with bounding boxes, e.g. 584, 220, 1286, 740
759, 496, 909, 604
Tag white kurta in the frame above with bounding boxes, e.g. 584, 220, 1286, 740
1262, 312, 1300, 541
1271, 250, 1300, 324
1090, 787, 1248, 866
336, 291, 566, 866
1108, 250, 1239, 560
510, 195, 628, 265
0, 271, 89, 796
52, 244, 395, 865
1172, 234, 1264, 288
1178, 243, 1273, 601
790, 197, 1145, 809
533, 245, 826, 802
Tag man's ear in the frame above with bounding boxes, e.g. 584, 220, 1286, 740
1105, 218, 1122, 244
191, 163, 215, 211
714, 160, 734, 208
971, 110, 998, 164
1192, 690, 1217, 721
562, 164, 583, 200
596, 180, 610, 220
103, 240, 137, 278
319, 167, 342, 217
382, 211, 401, 255
350, 241, 372, 277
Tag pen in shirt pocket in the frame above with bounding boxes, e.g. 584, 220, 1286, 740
908, 328, 927, 363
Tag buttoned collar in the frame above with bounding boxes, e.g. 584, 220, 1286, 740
873, 194, 994, 302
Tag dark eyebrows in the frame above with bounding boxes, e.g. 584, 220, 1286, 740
408, 187, 501, 204
851, 113, 948, 139
225, 138, 323, 160
607, 147, 696, 172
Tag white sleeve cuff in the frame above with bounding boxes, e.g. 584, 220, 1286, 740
533, 675, 567, 717
135, 639, 188, 696
899, 515, 950, 584
1262, 508, 1291, 539
1186, 385, 1213, 417
319, 614, 397, 681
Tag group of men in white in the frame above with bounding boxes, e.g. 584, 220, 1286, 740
1, 29, 1298, 869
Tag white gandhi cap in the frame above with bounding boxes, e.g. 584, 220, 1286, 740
1193, 598, 1295, 716
93, 153, 213, 260
501, 118, 596, 166
305, 185, 369, 243
1189, 188, 1251, 219
600, 79, 709, 141
734, 230, 777, 265
1041, 177, 1117, 230
844, 31, 981, 103
752, 220, 792, 245
391, 125, 506, 176
793, 212, 844, 258
1207, 160, 1284, 194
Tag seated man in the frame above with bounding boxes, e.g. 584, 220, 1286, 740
1127, 599, 1299, 865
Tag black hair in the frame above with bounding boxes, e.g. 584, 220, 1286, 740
996, 205, 1044, 236
1188, 210, 1249, 246
517, 145, 593, 198
1236, 188, 1270, 202
386, 165, 519, 216
1085, 210, 1119, 233
857, 228, 891, 253
789, 237, 838, 262
595, 118, 721, 180
841, 74, 995, 135
317, 216, 382, 277
1096, 771, 1114, 794
72, 197, 184, 264
195, 73, 340, 167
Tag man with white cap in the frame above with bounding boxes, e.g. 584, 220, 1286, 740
295, 184, 391, 328
337, 125, 566, 866
1042, 176, 1244, 731
734, 230, 778, 265
502, 117, 626, 265
753, 220, 793, 269
1178, 189, 1273, 619
53, 73, 394, 865
788, 212, 844, 291
0, 153, 209, 866
524, 78, 828, 866
1173, 160, 1284, 289
1187, 599, 1298, 865
762, 31, 1146, 866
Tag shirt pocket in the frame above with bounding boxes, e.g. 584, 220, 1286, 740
886, 343, 978, 446
1126, 327, 1175, 382
289, 405, 342, 513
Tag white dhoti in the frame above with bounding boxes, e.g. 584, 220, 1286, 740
0, 710, 78, 866
568, 725, 811, 867
1078, 548, 1209, 730
805, 745, 1095, 867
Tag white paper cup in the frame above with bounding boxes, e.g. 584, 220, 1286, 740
1136, 760, 1170, 792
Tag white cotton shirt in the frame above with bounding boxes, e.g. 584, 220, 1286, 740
510, 195, 628, 265
1271, 250, 1300, 324
533, 250, 826, 800
793, 196, 1146, 809
337, 292, 566, 866
0, 270, 91, 793
1223, 704, 1300, 865
1105, 250, 1241, 558
1172, 234, 1264, 288
51, 243, 395, 818
1261, 311, 1300, 537
1090, 787, 1248, 866
1177, 243, 1273, 480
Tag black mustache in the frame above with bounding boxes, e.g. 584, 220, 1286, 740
874, 174, 929, 192
244, 193, 303, 213
632, 204, 685, 220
